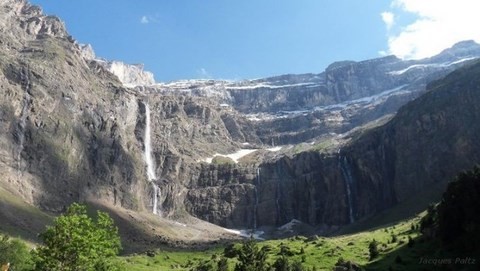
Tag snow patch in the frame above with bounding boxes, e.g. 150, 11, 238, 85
226, 82, 318, 90
203, 149, 257, 164
315, 84, 409, 111
389, 57, 478, 75
223, 228, 265, 240
267, 146, 282, 152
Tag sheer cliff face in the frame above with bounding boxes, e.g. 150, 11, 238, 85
0, 0, 148, 212
184, 62, 480, 228
3, 0, 480, 233
0, 0, 247, 215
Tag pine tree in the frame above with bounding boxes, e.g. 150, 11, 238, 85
368, 239, 379, 260
234, 239, 269, 271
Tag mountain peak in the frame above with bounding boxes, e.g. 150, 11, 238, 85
433, 40, 480, 61
451, 40, 479, 49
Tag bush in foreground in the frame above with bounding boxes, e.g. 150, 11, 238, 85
32, 203, 122, 271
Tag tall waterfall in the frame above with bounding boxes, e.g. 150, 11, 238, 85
339, 155, 354, 223
144, 102, 160, 216
253, 168, 260, 229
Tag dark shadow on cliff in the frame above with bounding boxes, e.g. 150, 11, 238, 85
334, 181, 445, 236
0, 186, 52, 243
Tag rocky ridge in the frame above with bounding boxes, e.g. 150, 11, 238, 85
79, 45, 156, 87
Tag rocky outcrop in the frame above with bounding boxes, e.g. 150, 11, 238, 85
77, 42, 156, 87
102, 61, 156, 87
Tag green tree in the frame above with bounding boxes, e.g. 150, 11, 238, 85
223, 243, 239, 258
217, 257, 229, 271
192, 260, 215, 271
272, 255, 290, 271
32, 203, 122, 271
290, 261, 304, 271
420, 203, 437, 232
0, 234, 33, 271
390, 234, 397, 243
368, 239, 379, 260
437, 166, 480, 251
234, 239, 269, 271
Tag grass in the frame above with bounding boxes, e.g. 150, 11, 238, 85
211, 156, 236, 165
116, 214, 428, 270
1, 190, 475, 270
336, 180, 446, 236
116, 247, 224, 271
0, 186, 53, 246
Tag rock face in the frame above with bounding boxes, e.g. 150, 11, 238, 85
102, 61, 156, 87
0, 0, 147, 212
78, 43, 156, 87
2, 0, 480, 236
184, 61, 480, 228
144, 42, 480, 145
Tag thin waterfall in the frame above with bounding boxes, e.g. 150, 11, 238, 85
253, 167, 260, 230
275, 170, 281, 225
17, 68, 32, 171
152, 183, 159, 215
143, 102, 160, 216
339, 155, 354, 223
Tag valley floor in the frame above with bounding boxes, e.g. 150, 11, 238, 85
115, 213, 441, 271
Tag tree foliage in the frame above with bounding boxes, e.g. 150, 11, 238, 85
368, 239, 379, 260
272, 255, 290, 271
437, 166, 480, 251
217, 257, 229, 271
0, 234, 33, 271
32, 203, 122, 271
234, 239, 269, 271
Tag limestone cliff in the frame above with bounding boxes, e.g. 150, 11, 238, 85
0, 0, 147, 212
184, 61, 480, 228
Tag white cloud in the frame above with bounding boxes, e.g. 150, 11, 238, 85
140, 15, 160, 25
140, 16, 149, 24
383, 0, 480, 59
381, 12, 395, 30
197, 68, 211, 79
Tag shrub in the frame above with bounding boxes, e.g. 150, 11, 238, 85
32, 203, 122, 271
0, 234, 33, 270
368, 239, 379, 260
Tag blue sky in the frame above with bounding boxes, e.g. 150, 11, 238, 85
29, 0, 480, 82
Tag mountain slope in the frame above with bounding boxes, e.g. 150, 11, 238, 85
185, 60, 480, 230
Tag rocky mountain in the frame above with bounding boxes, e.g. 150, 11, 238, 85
2, 0, 480, 245
0, 0, 146, 213
79, 45, 156, 87
132, 41, 480, 146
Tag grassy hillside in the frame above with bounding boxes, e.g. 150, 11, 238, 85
1, 179, 477, 270
0, 186, 52, 245
116, 214, 427, 270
